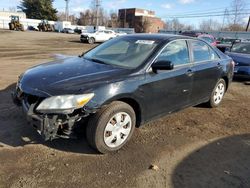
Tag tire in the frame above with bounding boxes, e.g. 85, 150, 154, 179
88, 37, 95, 44
20, 24, 24, 31
207, 78, 226, 108
9, 23, 14, 30
86, 101, 136, 154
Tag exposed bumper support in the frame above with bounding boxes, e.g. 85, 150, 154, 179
12, 91, 85, 141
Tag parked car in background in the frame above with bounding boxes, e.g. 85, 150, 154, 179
12, 34, 234, 153
198, 34, 217, 46
62, 28, 74, 34
225, 42, 250, 79
74, 28, 82, 34
216, 38, 240, 53
115, 31, 127, 36
80, 30, 117, 44
180, 31, 202, 37
27, 26, 38, 31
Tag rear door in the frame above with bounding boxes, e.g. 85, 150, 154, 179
188, 40, 221, 103
95, 31, 105, 42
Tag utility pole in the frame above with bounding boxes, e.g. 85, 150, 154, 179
246, 16, 250, 32
65, 0, 69, 21
222, 8, 229, 31
95, 0, 101, 29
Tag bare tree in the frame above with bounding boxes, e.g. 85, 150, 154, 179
231, 0, 246, 25
199, 19, 221, 31
57, 12, 77, 24
222, 0, 247, 31
8, 7, 16, 12
164, 18, 194, 31
107, 11, 119, 28
77, 9, 95, 26
77, 0, 109, 26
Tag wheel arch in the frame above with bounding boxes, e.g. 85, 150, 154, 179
221, 76, 229, 91
117, 97, 142, 128
101, 95, 143, 128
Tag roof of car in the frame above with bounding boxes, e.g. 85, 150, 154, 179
198, 34, 215, 38
122, 33, 194, 41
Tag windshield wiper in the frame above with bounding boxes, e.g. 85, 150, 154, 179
78, 52, 85, 57
89, 58, 108, 65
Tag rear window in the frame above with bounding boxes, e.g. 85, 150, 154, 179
191, 40, 219, 62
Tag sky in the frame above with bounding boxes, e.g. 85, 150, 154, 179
0, 0, 250, 28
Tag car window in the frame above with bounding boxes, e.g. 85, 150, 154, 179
209, 47, 220, 60
157, 40, 190, 66
97, 40, 129, 55
231, 43, 250, 54
191, 40, 211, 62
84, 37, 159, 68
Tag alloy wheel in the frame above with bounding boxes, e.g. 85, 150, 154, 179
104, 112, 132, 148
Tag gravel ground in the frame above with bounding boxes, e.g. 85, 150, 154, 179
0, 30, 249, 188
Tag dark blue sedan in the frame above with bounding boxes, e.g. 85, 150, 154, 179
226, 42, 250, 79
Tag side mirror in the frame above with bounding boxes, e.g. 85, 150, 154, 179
151, 60, 174, 72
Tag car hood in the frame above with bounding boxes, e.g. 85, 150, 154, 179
19, 57, 130, 97
226, 52, 250, 66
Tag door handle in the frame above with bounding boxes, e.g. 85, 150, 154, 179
186, 69, 194, 77
217, 62, 222, 69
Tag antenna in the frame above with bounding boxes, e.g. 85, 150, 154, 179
65, 0, 69, 21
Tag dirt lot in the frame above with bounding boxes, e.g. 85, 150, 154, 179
0, 30, 249, 188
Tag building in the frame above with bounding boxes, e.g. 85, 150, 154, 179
118, 8, 165, 33
0, 11, 26, 19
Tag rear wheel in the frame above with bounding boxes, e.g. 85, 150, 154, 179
208, 79, 226, 108
86, 101, 136, 153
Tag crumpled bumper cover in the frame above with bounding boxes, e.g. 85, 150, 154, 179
11, 91, 82, 141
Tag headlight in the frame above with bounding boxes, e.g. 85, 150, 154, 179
36, 93, 94, 114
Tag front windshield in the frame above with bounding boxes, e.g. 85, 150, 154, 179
231, 43, 250, 54
84, 37, 159, 68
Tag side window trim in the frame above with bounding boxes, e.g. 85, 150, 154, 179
157, 39, 191, 67
146, 39, 191, 72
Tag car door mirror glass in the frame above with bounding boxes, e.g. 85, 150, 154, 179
151, 60, 174, 72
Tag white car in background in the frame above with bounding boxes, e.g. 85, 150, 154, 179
116, 31, 127, 36
80, 30, 118, 44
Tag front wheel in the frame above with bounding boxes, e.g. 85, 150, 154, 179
86, 101, 136, 153
208, 79, 226, 108
88, 37, 95, 44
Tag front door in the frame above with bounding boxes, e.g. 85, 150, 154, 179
142, 40, 193, 120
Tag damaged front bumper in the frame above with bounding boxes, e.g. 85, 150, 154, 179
12, 90, 88, 141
